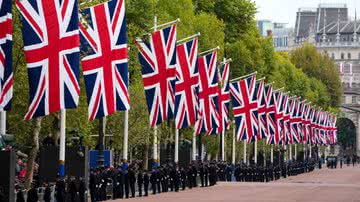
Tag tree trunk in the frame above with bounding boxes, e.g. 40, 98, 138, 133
24, 118, 42, 189
53, 113, 60, 145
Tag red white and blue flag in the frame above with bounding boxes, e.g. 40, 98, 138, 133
302, 102, 311, 143
290, 98, 301, 144
79, 0, 129, 121
136, 24, 177, 127
195, 51, 219, 135
0, 0, 13, 110
230, 74, 258, 143
272, 91, 284, 145
174, 38, 199, 129
17, 0, 80, 120
309, 106, 316, 144
216, 62, 230, 134
282, 95, 292, 145
264, 84, 275, 145
252, 80, 265, 142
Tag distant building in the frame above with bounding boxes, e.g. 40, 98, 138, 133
257, 20, 293, 51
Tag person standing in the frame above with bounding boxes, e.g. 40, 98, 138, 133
124, 168, 130, 199
26, 184, 38, 202
55, 176, 66, 202
150, 168, 157, 195
143, 169, 149, 197
340, 157, 343, 169
129, 167, 136, 198
43, 181, 52, 202
137, 168, 144, 197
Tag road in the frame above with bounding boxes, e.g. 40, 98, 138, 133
111, 165, 360, 202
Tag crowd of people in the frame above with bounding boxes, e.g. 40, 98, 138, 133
11, 158, 333, 202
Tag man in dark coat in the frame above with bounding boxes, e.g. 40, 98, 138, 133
150, 169, 157, 195
137, 169, 144, 197
180, 167, 186, 191
124, 169, 130, 198
79, 177, 86, 202
43, 181, 52, 202
27, 184, 38, 202
128, 167, 136, 198
143, 169, 149, 196
55, 177, 66, 202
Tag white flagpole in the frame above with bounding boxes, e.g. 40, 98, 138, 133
254, 141, 257, 164
289, 144, 292, 161
221, 129, 225, 161
175, 128, 179, 163
243, 141, 247, 164
192, 130, 196, 161
0, 111, 6, 135
232, 121, 236, 164
295, 144, 297, 160
303, 142, 306, 160
153, 15, 158, 168
123, 109, 129, 161
309, 144, 312, 158
123, 73, 129, 161
59, 109, 66, 177
270, 145, 274, 164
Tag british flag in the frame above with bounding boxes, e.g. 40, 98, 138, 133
79, 0, 129, 121
312, 109, 320, 145
0, 0, 12, 111
319, 111, 327, 145
302, 103, 311, 143
272, 91, 284, 145
195, 51, 219, 135
297, 100, 306, 142
308, 106, 316, 144
216, 62, 230, 134
252, 80, 265, 142
136, 24, 177, 127
291, 98, 302, 144
174, 38, 198, 129
329, 114, 337, 145
17, 0, 80, 120
282, 95, 292, 145
266, 85, 277, 145
230, 74, 258, 143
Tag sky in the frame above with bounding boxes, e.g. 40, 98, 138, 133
254, 0, 358, 27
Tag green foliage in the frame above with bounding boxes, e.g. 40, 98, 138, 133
9, 0, 341, 161
290, 43, 342, 108
336, 118, 356, 150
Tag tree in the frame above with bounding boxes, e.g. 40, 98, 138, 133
336, 118, 356, 151
290, 43, 342, 108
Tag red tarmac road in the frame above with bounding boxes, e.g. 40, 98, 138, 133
112, 165, 360, 202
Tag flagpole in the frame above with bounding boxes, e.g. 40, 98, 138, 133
123, 73, 129, 161
175, 128, 179, 163
243, 141, 247, 164
0, 111, 6, 135
199, 46, 220, 56
232, 121, 236, 164
309, 144, 312, 158
254, 141, 257, 164
230, 71, 257, 83
303, 142, 306, 160
221, 130, 225, 161
59, 109, 66, 177
295, 144, 297, 160
123, 109, 129, 161
192, 130, 196, 161
152, 15, 159, 169
270, 144, 274, 164
289, 144, 292, 161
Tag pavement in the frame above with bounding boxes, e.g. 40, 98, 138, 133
111, 165, 360, 202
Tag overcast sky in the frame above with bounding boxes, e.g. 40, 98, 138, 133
254, 0, 358, 27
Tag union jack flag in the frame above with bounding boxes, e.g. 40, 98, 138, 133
230, 74, 258, 143
328, 115, 337, 145
319, 111, 327, 145
252, 80, 265, 142
79, 0, 129, 121
216, 62, 230, 134
282, 95, 292, 145
17, 0, 80, 120
136, 24, 177, 127
174, 38, 198, 129
195, 51, 219, 135
312, 109, 320, 145
276, 92, 286, 145
0, 0, 12, 110
308, 106, 316, 144
269, 91, 284, 145
290, 98, 301, 144
297, 100, 306, 142
266, 85, 277, 145
302, 103, 311, 143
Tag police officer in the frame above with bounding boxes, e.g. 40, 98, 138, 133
143, 169, 149, 196
137, 168, 144, 197
150, 168, 157, 195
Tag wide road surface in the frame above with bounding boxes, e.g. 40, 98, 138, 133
112, 165, 360, 202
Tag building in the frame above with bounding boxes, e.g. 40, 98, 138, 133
292, 3, 360, 156
257, 20, 294, 51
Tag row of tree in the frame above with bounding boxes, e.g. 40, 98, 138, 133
8, 0, 342, 187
